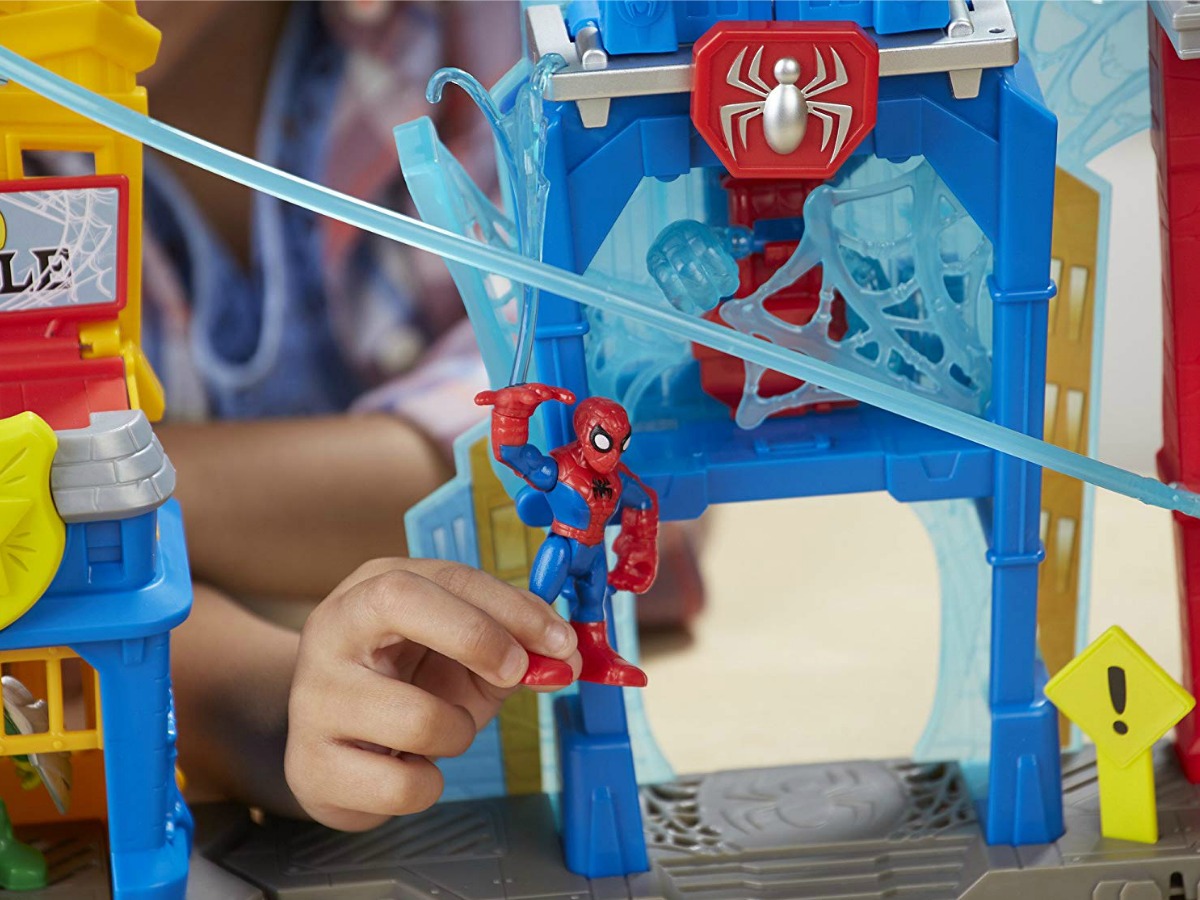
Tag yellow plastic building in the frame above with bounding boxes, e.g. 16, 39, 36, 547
0, 0, 163, 420
0, 5, 193, 898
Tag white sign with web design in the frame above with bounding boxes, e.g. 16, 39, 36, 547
0, 180, 123, 313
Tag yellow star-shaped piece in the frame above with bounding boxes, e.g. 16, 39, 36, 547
0, 497, 33, 594
0, 414, 63, 628
0, 497, 31, 542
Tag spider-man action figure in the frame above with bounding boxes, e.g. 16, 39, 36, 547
475, 383, 659, 687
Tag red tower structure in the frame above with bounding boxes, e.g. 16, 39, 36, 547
1151, 5, 1200, 779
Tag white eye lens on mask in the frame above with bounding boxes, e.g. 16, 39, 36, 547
592, 430, 612, 451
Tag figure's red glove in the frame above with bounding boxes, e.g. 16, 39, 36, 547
475, 383, 575, 459
609, 506, 659, 594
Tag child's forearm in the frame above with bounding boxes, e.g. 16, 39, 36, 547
159, 415, 452, 602
172, 581, 305, 816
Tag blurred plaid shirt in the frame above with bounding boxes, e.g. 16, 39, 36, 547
141, 0, 517, 449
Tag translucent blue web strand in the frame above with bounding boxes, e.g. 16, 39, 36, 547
2, 47, 1195, 518
425, 55, 562, 388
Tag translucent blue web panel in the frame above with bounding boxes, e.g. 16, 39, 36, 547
915, 1, 1156, 776
0, 47, 1193, 519
1012, 0, 1154, 666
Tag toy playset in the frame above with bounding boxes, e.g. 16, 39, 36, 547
0, 1, 1198, 897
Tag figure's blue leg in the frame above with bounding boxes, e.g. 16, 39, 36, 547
521, 535, 575, 688
570, 545, 609, 623
570, 548, 644, 686
529, 534, 572, 604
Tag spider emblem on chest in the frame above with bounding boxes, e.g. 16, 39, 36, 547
592, 477, 614, 501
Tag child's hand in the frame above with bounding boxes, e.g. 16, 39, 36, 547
285, 558, 579, 831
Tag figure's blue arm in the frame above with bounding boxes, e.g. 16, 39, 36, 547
474, 383, 575, 492
618, 468, 654, 511
499, 442, 558, 491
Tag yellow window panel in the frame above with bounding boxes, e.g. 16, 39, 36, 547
1039, 168, 1102, 749
469, 437, 545, 794
0, 647, 103, 758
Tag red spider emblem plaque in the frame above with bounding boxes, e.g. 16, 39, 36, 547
692, 22, 879, 180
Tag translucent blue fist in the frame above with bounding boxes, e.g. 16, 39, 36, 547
646, 220, 744, 315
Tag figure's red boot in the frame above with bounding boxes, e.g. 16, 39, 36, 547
572, 621, 648, 687
520, 652, 574, 687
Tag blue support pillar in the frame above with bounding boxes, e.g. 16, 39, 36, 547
982, 62, 1062, 846
556, 690, 648, 877
883, 61, 1062, 846
79, 632, 191, 900
556, 601, 648, 877
536, 104, 650, 878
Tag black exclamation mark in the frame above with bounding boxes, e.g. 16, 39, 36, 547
1109, 665, 1129, 735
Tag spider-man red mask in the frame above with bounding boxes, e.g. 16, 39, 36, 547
573, 396, 631, 475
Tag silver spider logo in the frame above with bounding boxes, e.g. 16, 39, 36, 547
720, 45, 854, 164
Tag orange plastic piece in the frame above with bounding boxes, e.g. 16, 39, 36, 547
0, 648, 107, 825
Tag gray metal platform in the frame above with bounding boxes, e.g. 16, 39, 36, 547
191, 743, 1200, 900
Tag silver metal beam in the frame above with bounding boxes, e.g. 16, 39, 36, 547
528, 0, 1019, 123
1152, 0, 1200, 61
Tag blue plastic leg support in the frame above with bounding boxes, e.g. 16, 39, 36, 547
79, 632, 190, 900
535, 104, 651, 878
556, 690, 649, 878
987, 660, 1062, 844
981, 63, 1063, 846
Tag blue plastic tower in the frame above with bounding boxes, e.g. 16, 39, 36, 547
0, 497, 193, 899
402, 0, 1060, 876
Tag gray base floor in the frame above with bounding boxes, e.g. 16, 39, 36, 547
16, 745, 1200, 898
191, 743, 1200, 900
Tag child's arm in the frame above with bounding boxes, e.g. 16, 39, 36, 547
172, 558, 579, 826
171, 581, 303, 816
159, 414, 452, 603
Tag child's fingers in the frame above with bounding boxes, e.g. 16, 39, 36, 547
286, 738, 444, 832
406, 648, 580, 731
326, 559, 574, 661
335, 570, 531, 688
303, 664, 478, 760
402, 559, 576, 659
